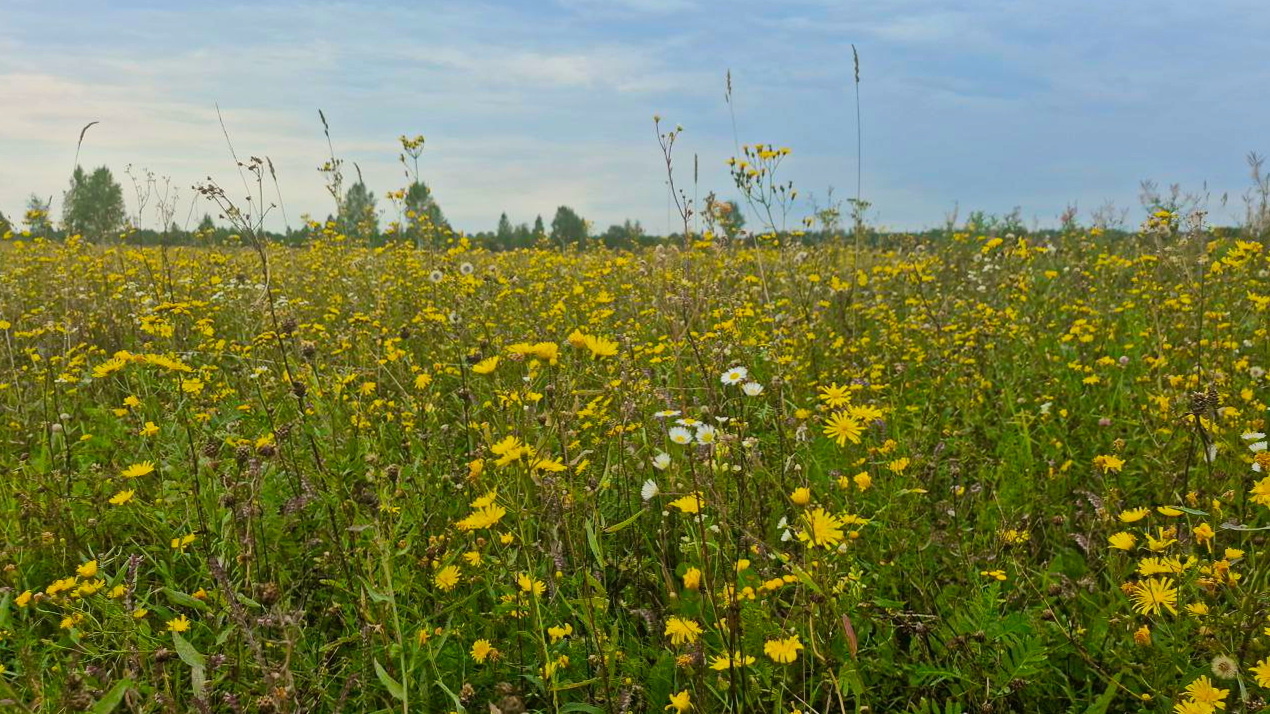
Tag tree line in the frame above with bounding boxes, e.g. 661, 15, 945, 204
0, 164, 762, 251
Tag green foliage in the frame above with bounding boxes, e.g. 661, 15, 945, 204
63, 165, 126, 242
551, 205, 588, 247
340, 180, 379, 243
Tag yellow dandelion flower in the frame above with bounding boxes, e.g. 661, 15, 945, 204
472, 356, 499, 375
664, 617, 703, 646
1129, 577, 1178, 616
121, 461, 155, 478
763, 634, 803, 664
797, 508, 845, 549
822, 411, 864, 446
434, 565, 461, 592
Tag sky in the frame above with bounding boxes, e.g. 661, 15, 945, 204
2, 0, 1269, 235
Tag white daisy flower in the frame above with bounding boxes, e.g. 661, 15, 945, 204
429, 269, 444, 283
695, 424, 719, 445
652, 452, 671, 470
654, 410, 682, 419
741, 382, 764, 397
640, 479, 660, 501
459, 262, 475, 275
668, 426, 693, 445
720, 366, 748, 385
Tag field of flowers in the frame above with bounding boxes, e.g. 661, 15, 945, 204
1, 219, 1269, 713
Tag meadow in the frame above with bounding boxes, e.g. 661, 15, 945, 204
1, 214, 1269, 713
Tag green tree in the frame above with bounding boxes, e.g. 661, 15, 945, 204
601, 219, 644, 249
714, 199, 745, 240
551, 206, 587, 247
496, 212, 514, 247
405, 182, 448, 230
63, 166, 126, 242
532, 214, 545, 239
341, 180, 379, 242
0, 209, 10, 237
24, 195, 54, 239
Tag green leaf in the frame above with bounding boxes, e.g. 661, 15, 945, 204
603, 509, 645, 534
585, 519, 606, 567
172, 632, 205, 669
172, 632, 206, 698
1170, 505, 1210, 516
1083, 669, 1123, 714
1220, 523, 1270, 531
162, 587, 209, 611
560, 704, 606, 713
90, 679, 133, 714
374, 659, 406, 702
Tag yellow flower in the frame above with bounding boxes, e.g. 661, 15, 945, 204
472, 356, 499, 375
76, 560, 98, 578
109, 489, 135, 506
818, 383, 852, 408
1193, 522, 1215, 545
669, 492, 703, 514
853, 471, 872, 491
1250, 657, 1270, 688
708, 652, 755, 670
763, 635, 803, 664
682, 567, 702, 591
121, 461, 155, 478
789, 487, 811, 506
456, 504, 507, 531
139, 421, 159, 437
582, 334, 618, 358
664, 617, 703, 646
1129, 577, 1178, 616
434, 565, 461, 592
822, 411, 864, 446
1119, 507, 1149, 523
1186, 602, 1210, 616
1133, 625, 1151, 646
517, 573, 545, 596
1182, 675, 1228, 710
1108, 532, 1137, 551
797, 508, 845, 549
14, 590, 32, 608
166, 614, 191, 633
471, 639, 495, 663
665, 689, 692, 713
548, 623, 573, 643
170, 533, 196, 551
1093, 454, 1125, 473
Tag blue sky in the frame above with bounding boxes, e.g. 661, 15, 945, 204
2, 0, 1268, 234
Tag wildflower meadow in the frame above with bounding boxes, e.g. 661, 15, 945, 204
2, 165, 1270, 714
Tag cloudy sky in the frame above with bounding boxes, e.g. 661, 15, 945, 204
2, 0, 1268, 234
